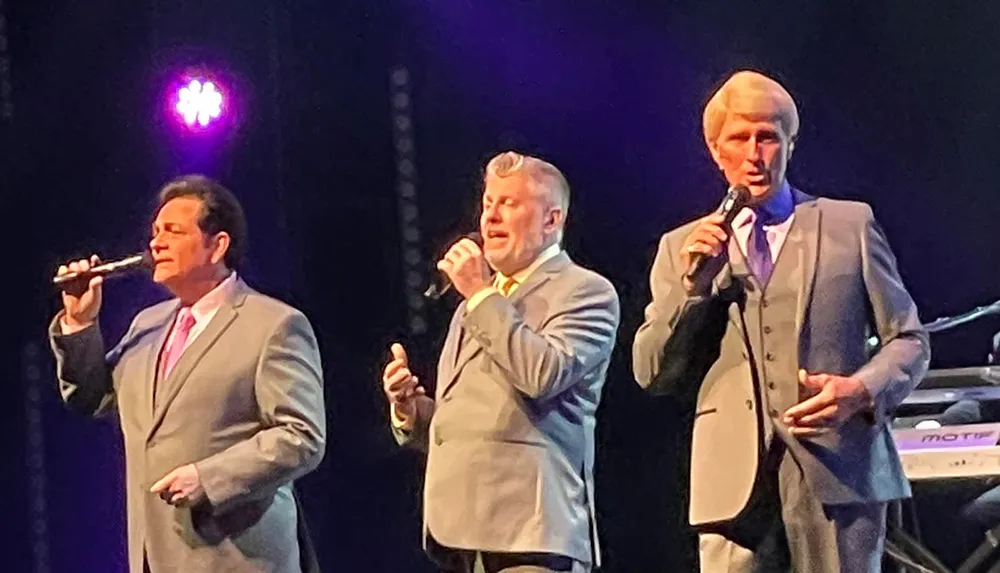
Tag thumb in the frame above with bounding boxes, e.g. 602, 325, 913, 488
150, 471, 173, 493
798, 369, 826, 390
390, 343, 408, 365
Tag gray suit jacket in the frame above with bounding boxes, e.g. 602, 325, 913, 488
633, 189, 929, 526
396, 252, 620, 566
49, 279, 326, 573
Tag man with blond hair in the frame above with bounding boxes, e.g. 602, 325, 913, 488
633, 70, 929, 571
381, 151, 619, 573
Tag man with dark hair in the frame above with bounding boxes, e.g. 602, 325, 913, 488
49, 175, 326, 573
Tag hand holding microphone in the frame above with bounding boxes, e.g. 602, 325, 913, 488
56, 255, 106, 330
680, 185, 749, 295
424, 232, 486, 300
53, 252, 151, 330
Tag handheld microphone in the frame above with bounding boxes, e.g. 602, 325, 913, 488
423, 232, 484, 300
683, 184, 750, 283
53, 252, 153, 287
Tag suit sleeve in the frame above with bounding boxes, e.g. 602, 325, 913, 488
195, 311, 326, 513
852, 207, 930, 422
390, 396, 435, 452
632, 233, 732, 395
49, 312, 138, 418
461, 273, 620, 401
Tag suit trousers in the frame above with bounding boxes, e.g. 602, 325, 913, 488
698, 439, 887, 573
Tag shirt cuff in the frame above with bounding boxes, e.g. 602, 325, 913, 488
390, 403, 414, 431
466, 287, 499, 312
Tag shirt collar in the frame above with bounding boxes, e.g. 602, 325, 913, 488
734, 180, 794, 228
494, 243, 562, 289
187, 271, 238, 322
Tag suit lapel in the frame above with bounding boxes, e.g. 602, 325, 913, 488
146, 280, 249, 441
787, 190, 820, 337
141, 301, 180, 425
438, 304, 475, 398
723, 238, 750, 330
439, 252, 569, 397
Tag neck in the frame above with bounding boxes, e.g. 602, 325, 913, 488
171, 266, 230, 305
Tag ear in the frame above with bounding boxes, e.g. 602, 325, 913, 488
708, 140, 725, 171
209, 232, 231, 266
545, 207, 564, 235
786, 138, 796, 162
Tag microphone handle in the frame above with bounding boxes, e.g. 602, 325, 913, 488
52, 254, 148, 286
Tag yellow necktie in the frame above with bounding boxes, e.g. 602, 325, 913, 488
498, 277, 519, 297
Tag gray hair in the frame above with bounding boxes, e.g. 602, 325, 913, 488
485, 151, 570, 212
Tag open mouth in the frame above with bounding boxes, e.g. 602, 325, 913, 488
485, 230, 509, 240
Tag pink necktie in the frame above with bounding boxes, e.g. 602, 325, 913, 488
161, 307, 196, 380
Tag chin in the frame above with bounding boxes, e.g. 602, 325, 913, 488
152, 270, 176, 285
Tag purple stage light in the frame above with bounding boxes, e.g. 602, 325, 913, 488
174, 79, 224, 128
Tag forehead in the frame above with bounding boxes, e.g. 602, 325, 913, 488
154, 196, 203, 223
719, 112, 787, 137
483, 172, 537, 199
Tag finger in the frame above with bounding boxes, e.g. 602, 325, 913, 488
697, 223, 729, 243
90, 254, 101, 266
799, 370, 828, 390
783, 393, 834, 423
390, 380, 419, 403
57, 264, 70, 276
383, 359, 405, 382
691, 227, 727, 246
402, 385, 424, 399
386, 371, 416, 392
684, 242, 720, 259
89, 275, 104, 290
456, 239, 482, 258
445, 247, 468, 264
68, 260, 82, 273
79, 258, 92, 273
795, 404, 840, 427
168, 491, 186, 506
788, 426, 831, 438
390, 343, 408, 365
702, 213, 726, 225
150, 474, 172, 493
436, 259, 453, 273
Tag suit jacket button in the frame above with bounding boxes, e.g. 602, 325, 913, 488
765, 352, 775, 361
434, 435, 443, 446
763, 326, 773, 334
768, 382, 776, 390
768, 408, 778, 417
745, 400, 753, 409
761, 299, 770, 308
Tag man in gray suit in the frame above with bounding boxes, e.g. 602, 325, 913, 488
381, 151, 620, 573
50, 175, 326, 573
633, 71, 929, 572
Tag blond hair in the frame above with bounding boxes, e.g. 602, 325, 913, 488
702, 70, 799, 148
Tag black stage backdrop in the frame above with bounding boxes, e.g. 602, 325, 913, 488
3, 1, 1000, 571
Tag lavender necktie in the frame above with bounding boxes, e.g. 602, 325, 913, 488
747, 215, 774, 285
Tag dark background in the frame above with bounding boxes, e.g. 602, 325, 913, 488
3, 1, 999, 571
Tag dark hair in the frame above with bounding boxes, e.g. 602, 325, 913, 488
156, 174, 248, 271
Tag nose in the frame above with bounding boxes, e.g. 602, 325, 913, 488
482, 202, 501, 222
149, 232, 165, 253
747, 137, 763, 162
